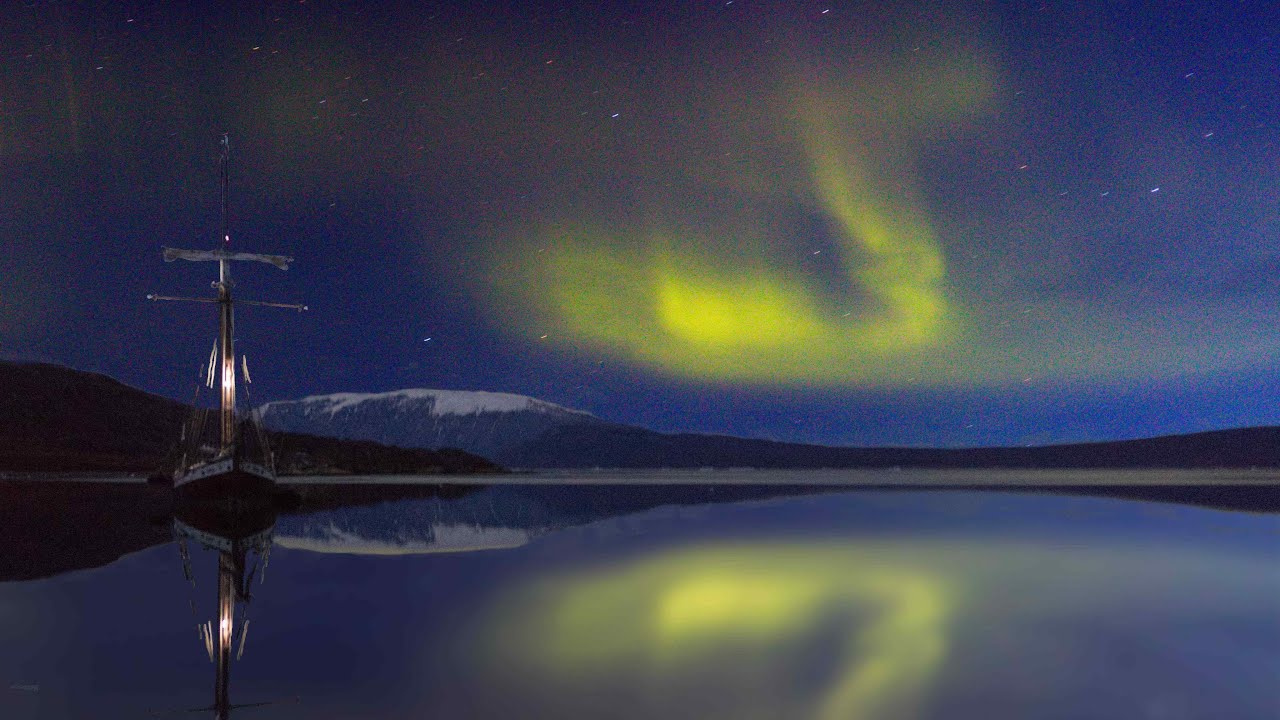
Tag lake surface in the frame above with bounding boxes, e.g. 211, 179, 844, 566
2, 472, 1279, 718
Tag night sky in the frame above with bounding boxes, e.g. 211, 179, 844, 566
5, 0, 1280, 448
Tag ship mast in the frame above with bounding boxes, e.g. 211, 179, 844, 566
149, 134, 306, 462
217, 134, 236, 452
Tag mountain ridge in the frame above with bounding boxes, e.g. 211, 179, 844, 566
256, 386, 1280, 470
0, 361, 500, 475
6, 359, 1280, 471
265, 388, 596, 419
258, 387, 606, 466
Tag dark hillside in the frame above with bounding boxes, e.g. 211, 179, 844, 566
9, 360, 1280, 472
509, 422, 1280, 469
0, 362, 187, 471
0, 361, 500, 475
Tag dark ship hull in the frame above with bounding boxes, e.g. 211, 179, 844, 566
175, 456, 276, 502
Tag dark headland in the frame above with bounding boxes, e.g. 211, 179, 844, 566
6, 360, 1280, 474
0, 361, 501, 477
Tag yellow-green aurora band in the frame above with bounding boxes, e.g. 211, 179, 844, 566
486, 59, 997, 385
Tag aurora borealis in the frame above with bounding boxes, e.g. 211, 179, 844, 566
4, 1, 1280, 446
488, 54, 997, 386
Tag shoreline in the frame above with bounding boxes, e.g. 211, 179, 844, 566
8, 466, 1280, 486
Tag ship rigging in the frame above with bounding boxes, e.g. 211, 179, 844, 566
149, 135, 306, 497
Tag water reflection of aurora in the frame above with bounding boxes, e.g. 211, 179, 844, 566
475, 539, 1280, 719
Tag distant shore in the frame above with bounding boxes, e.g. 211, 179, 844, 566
11, 466, 1280, 486
520, 467, 1280, 486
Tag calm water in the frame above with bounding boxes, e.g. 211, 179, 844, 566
2, 474, 1279, 719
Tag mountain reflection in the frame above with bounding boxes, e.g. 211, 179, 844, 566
270, 484, 832, 557
1, 478, 1279, 719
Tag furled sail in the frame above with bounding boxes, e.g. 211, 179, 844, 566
163, 247, 293, 271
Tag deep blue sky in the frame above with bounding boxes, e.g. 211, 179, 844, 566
4, 0, 1280, 447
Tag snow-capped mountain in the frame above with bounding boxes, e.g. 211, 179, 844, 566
257, 389, 602, 466
258, 382, 1280, 471
283, 389, 590, 418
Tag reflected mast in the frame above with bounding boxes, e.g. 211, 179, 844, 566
172, 507, 279, 718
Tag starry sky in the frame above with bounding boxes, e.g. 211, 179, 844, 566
4, 0, 1280, 448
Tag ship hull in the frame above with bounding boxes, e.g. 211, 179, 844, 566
174, 456, 276, 502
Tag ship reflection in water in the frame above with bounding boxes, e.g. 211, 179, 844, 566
0, 479, 1279, 718
169, 500, 287, 718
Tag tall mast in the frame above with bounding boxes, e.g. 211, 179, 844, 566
217, 134, 236, 452
151, 134, 306, 472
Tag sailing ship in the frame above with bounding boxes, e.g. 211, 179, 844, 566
150, 135, 305, 498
